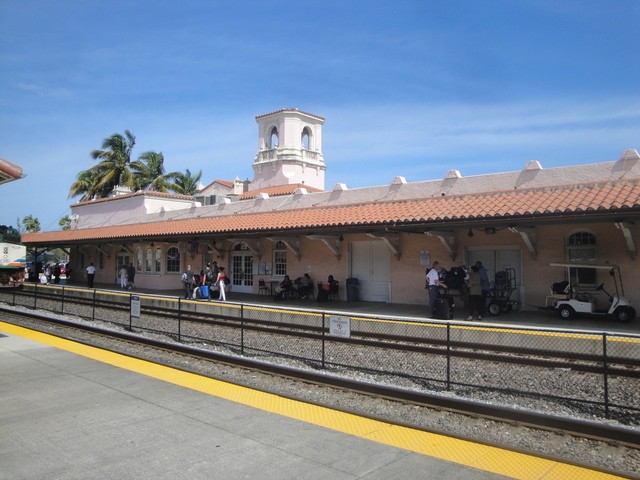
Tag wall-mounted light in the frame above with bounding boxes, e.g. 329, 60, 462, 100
338, 234, 344, 242
467, 228, 474, 237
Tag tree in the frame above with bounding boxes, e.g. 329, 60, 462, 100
171, 169, 202, 196
130, 151, 180, 192
22, 215, 41, 233
59, 215, 71, 231
89, 130, 137, 197
68, 168, 103, 201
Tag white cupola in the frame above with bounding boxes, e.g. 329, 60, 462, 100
251, 108, 326, 191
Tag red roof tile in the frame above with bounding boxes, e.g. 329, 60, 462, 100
23, 179, 640, 245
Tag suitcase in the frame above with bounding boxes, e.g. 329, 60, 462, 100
199, 285, 209, 298
434, 296, 453, 319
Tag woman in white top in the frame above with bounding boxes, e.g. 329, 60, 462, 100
216, 267, 227, 301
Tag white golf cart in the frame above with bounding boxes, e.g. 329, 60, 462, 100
546, 263, 636, 322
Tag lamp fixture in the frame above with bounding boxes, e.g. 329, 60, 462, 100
467, 228, 474, 237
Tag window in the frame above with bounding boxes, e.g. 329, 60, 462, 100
301, 128, 310, 150
136, 249, 143, 272
166, 247, 180, 273
269, 127, 279, 149
567, 231, 596, 262
567, 231, 597, 285
145, 248, 152, 272
273, 241, 287, 276
155, 248, 161, 273
98, 251, 104, 270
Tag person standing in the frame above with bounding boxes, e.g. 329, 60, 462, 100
119, 265, 128, 289
426, 261, 447, 317
127, 263, 136, 290
182, 264, 193, 299
216, 266, 227, 301
466, 265, 484, 321
86, 263, 96, 288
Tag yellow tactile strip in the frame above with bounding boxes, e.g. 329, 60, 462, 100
0, 321, 626, 480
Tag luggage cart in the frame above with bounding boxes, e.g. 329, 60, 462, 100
487, 268, 519, 316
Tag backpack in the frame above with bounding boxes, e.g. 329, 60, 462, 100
181, 272, 188, 283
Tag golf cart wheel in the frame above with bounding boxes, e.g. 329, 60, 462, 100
614, 306, 636, 323
558, 305, 575, 319
488, 302, 501, 316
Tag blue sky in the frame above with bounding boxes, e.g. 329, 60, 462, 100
1, 0, 639, 231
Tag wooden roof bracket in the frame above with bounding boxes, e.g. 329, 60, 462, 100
228, 238, 260, 258
368, 232, 400, 259
306, 234, 342, 260
267, 237, 301, 260
614, 222, 636, 259
425, 231, 456, 261
206, 240, 225, 260
508, 227, 537, 259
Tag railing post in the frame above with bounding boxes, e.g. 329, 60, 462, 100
92, 289, 96, 321
446, 323, 451, 391
240, 304, 245, 356
33, 280, 38, 310
177, 298, 182, 342
321, 312, 326, 368
603, 333, 610, 419
61, 285, 65, 314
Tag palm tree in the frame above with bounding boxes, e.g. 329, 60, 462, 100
171, 169, 202, 195
22, 215, 41, 233
59, 215, 71, 231
89, 130, 137, 196
68, 168, 103, 201
130, 151, 180, 192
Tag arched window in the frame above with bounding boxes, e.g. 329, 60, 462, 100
273, 240, 287, 277
166, 247, 180, 273
301, 128, 310, 150
136, 248, 143, 272
269, 127, 279, 149
145, 248, 152, 272
155, 248, 162, 273
567, 231, 596, 262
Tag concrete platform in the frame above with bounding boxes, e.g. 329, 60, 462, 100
0, 322, 623, 480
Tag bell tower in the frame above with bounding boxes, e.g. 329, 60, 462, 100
251, 108, 326, 191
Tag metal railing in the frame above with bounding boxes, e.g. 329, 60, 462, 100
3, 283, 639, 424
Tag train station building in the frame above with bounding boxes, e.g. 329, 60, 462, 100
21, 108, 640, 311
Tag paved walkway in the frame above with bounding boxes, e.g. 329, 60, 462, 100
2, 322, 625, 480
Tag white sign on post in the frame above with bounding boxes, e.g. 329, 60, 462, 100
130, 295, 141, 319
329, 316, 351, 338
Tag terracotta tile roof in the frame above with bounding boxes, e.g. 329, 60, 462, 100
72, 189, 194, 207
238, 183, 323, 200
199, 179, 234, 191
0, 157, 25, 184
22, 179, 640, 245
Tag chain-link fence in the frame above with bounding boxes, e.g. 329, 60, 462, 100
2, 284, 639, 424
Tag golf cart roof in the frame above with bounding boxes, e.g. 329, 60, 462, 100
550, 263, 619, 270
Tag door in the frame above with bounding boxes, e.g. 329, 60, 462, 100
116, 252, 130, 284
466, 247, 522, 303
350, 240, 390, 302
231, 253, 254, 293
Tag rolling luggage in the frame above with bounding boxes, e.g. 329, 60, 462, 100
199, 285, 209, 298
434, 295, 454, 319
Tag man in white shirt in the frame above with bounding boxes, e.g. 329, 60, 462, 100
426, 261, 447, 317
86, 263, 96, 288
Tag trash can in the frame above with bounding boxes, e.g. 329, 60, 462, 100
346, 277, 359, 302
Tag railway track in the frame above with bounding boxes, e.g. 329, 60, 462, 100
2, 304, 639, 451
